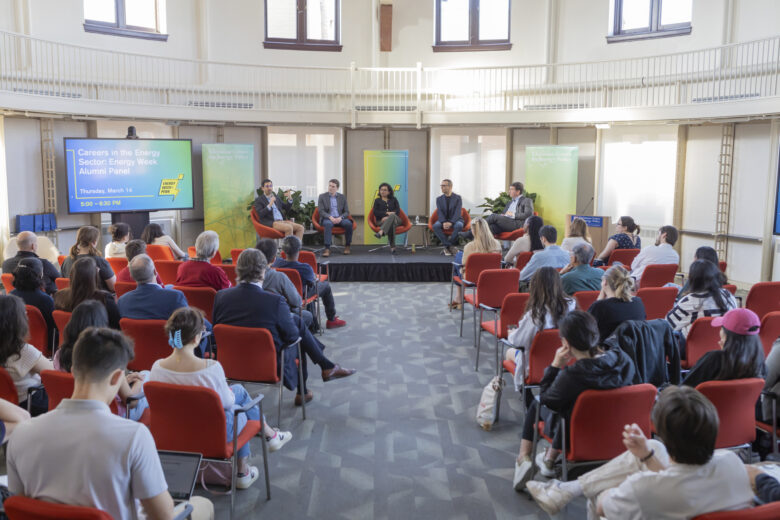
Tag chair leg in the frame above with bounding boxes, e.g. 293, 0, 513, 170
278, 351, 285, 426
459, 292, 465, 337
475, 308, 483, 371
494, 315, 500, 377
230, 444, 237, 517
259, 400, 271, 500
449, 281, 455, 313
561, 417, 568, 481
472, 305, 478, 349
297, 342, 306, 421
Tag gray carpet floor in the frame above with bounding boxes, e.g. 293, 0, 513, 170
208, 281, 588, 519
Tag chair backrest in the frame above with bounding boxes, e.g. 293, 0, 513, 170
299, 251, 319, 276
57, 254, 66, 267
52, 310, 71, 347
745, 281, 780, 321
636, 287, 679, 320
25, 305, 49, 355
40, 370, 74, 411
114, 281, 137, 298
230, 249, 244, 264
277, 268, 304, 297
145, 244, 175, 262
188, 246, 222, 265
213, 325, 279, 383
144, 381, 229, 458
759, 311, 780, 359
475, 269, 520, 308
573, 291, 599, 311
527, 329, 561, 384
640, 263, 679, 288
219, 264, 237, 286
55, 277, 70, 290
462, 253, 501, 283
1, 273, 14, 293
4, 495, 113, 520
692, 502, 780, 520
723, 283, 737, 295
250, 207, 285, 239
0, 367, 19, 405
718, 261, 727, 273
568, 384, 657, 461
607, 248, 640, 266
173, 286, 217, 321
106, 256, 128, 274
119, 318, 170, 371
696, 378, 764, 449
153, 260, 182, 285
499, 293, 530, 337
514, 251, 534, 272
684, 317, 721, 367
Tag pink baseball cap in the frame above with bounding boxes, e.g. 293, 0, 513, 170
711, 308, 761, 335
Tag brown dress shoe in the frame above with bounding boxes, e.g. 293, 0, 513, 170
294, 390, 313, 406
321, 364, 356, 382
322, 248, 331, 257
344, 246, 351, 255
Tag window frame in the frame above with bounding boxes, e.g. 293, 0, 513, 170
83, 0, 168, 41
263, 0, 342, 52
607, 0, 691, 43
433, 0, 512, 53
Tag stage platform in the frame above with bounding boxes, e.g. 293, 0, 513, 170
315, 245, 452, 282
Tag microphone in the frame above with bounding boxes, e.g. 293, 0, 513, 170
582, 196, 594, 215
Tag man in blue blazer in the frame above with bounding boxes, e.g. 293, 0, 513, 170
252, 178, 304, 239
432, 179, 464, 256
316, 178, 353, 257
213, 249, 355, 405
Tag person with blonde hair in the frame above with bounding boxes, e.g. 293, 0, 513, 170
560, 217, 592, 252
60, 226, 116, 292
451, 218, 501, 308
587, 265, 646, 342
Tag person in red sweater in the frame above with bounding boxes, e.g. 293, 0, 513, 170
115, 240, 164, 285
175, 231, 230, 291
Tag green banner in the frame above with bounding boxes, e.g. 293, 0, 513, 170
525, 146, 579, 240
202, 144, 256, 258
363, 150, 408, 245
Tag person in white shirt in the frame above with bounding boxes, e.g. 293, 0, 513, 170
104, 222, 131, 258
7, 327, 214, 520
560, 217, 592, 253
526, 385, 754, 520
141, 223, 187, 261
630, 225, 680, 284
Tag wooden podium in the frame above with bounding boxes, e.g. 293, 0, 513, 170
565, 215, 612, 255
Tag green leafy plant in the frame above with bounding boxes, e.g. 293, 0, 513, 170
477, 191, 537, 215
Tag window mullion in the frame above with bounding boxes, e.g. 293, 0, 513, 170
116, 0, 126, 28
650, 0, 661, 32
298, 0, 307, 44
470, 0, 479, 45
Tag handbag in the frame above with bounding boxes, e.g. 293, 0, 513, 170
476, 375, 504, 431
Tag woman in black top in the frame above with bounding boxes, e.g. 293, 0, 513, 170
10, 257, 56, 354
682, 307, 765, 388
588, 265, 646, 342
54, 256, 120, 329
372, 183, 401, 254
60, 226, 116, 292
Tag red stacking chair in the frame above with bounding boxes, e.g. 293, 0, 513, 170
40, 369, 137, 419
495, 228, 524, 241
57, 255, 66, 267
533, 384, 657, 481
681, 317, 721, 369
3, 496, 113, 520
470, 269, 521, 371
573, 291, 599, 311
144, 381, 269, 509
514, 251, 534, 272
453, 252, 502, 334
723, 284, 737, 296
114, 281, 137, 298
1, 273, 14, 293
106, 256, 128, 274
52, 310, 71, 347
251, 207, 285, 240
481, 292, 529, 370
277, 268, 320, 327
219, 264, 237, 286
637, 287, 678, 320
693, 503, 780, 520
230, 249, 244, 264
0, 367, 19, 405
696, 378, 763, 451
55, 277, 70, 290
214, 324, 305, 425
759, 311, 780, 359
606, 248, 640, 267
312, 208, 358, 251
188, 246, 222, 264
427, 208, 472, 247
119, 319, 170, 371
145, 244, 176, 262
757, 389, 780, 456
299, 250, 328, 283
640, 263, 679, 288
25, 305, 50, 356
367, 208, 413, 251
500, 329, 561, 415
173, 286, 217, 322
745, 281, 780, 321
718, 261, 727, 273
154, 260, 182, 285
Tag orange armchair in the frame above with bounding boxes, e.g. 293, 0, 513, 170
251, 207, 285, 240
312, 208, 357, 235
367, 208, 412, 243
428, 208, 471, 236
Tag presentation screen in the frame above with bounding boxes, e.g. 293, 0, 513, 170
64, 138, 194, 214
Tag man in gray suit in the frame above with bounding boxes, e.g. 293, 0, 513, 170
460, 182, 534, 240
317, 179, 353, 257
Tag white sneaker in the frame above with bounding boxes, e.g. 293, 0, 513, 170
442, 248, 452, 256
266, 429, 292, 452
235, 465, 259, 489
513, 456, 533, 491
526, 480, 575, 515
535, 451, 557, 478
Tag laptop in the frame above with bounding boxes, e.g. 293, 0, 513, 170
158, 450, 202, 503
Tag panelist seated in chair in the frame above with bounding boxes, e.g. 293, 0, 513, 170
526, 386, 754, 520
432, 178, 464, 256
372, 182, 402, 254
213, 249, 355, 406
317, 178, 353, 257
462, 182, 533, 240
7, 327, 215, 520
255, 239, 316, 330
253, 178, 304, 240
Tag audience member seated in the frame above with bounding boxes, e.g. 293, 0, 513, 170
682, 307, 765, 388
10, 258, 55, 354
104, 222, 131, 258
142, 222, 187, 261
764, 336, 780, 423
431, 178, 463, 256
588, 265, 646, 343
318, 178, 353, 257
592, 216, 641, 267
60, 226, 116, 293
512, 311, 635, 489
213, 249, 355, 406
526, 386, 753, 519
7, 327, 214, 520
559, 243, 604, 295
253, 178, 304, 239
676, 246, 725, 298
274, 236, 346, 329
115, 239, 164, 285
372, 182, 402, 254
55, 257, 121, 329
504, 215, 543, 266
630, 225, 680, 285
255, 239, 314, 328
519, 225, 571, 282
0, 294, 53, 415
666, 260, 737, 349
0, 397, 30, 442
175, 231, 230, 291
473, 181, 534, 238
451, 218, 501, 308
505, 267, 575, 382
150, 307, 292, 490
2, 231, 60, 294
560, 217, 592, 253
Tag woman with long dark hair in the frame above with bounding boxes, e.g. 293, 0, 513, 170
504, 215, 544, 266
105, 222, 131, 258
10, 258, 56, 354
141, 222, 186, 261
667, 259, 736, 339
593, 216, 641, 266
372, 183, 402, 254
60, 226, 116, 292
54, 256, 120, 329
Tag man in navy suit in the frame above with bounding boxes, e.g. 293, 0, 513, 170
213, 249, 355, 405
432, 179, 463, 256
252, 178, 304, 239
